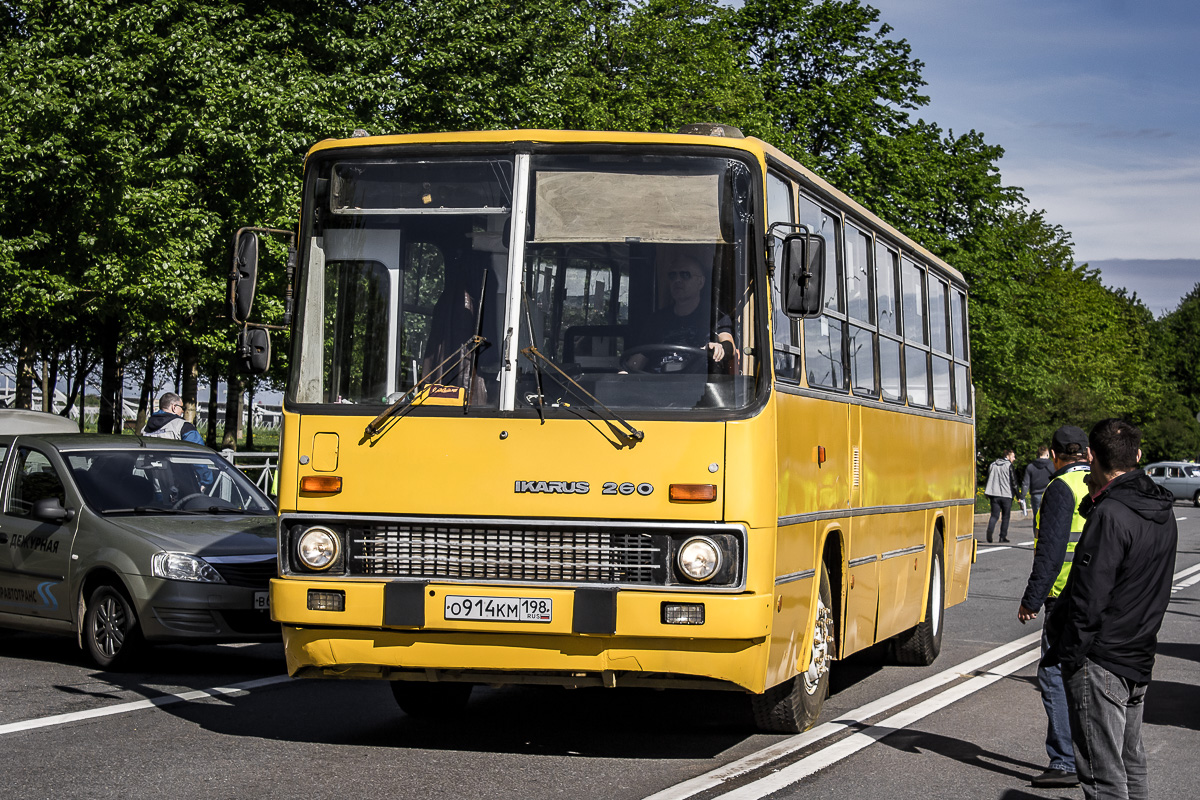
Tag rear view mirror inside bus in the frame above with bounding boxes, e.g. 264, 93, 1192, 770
783, 232, 825, 318
230, 231, 259, 323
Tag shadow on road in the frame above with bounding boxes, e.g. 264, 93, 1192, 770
877, 726, 1043, 781
1145, 678, 1200, 731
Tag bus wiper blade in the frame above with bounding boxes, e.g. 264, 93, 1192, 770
363, 334, 488, 439
519, 345, 644, 445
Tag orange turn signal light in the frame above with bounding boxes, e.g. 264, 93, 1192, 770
300, 475, 343, 494
669, 483, 717, 503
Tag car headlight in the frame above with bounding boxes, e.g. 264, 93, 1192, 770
151, 552, 227, 583
297, 526, 340, 571
677, 536, 722, 582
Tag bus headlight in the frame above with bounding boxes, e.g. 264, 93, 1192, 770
297, 526, 340, 571
677, 536, 722, 582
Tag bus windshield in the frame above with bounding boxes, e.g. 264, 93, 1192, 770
290, 150, 761, 414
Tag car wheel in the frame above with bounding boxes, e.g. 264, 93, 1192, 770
892, 533, 945, 666
1193, 490, 1200, 508
84, 585, 143, 670
390, 681, 473, 719
751, 563, 833, 733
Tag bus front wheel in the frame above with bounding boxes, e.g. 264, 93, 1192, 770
751, 563, 833, 733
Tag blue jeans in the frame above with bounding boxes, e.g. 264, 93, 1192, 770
1039, 600, 1075, 772
1065, 658, 1149, 800
1030, 490, 1045, 527
985, 496, 1012, 541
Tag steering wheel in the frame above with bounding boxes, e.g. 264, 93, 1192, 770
172, 492, 208, 510
620, 344, 707, 374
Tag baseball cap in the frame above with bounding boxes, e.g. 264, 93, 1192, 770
1051, 425, 1089, 457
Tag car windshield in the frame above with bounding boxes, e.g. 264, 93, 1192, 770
67, 450, 275, 514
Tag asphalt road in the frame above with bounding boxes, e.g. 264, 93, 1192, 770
2, 506, 1197, 800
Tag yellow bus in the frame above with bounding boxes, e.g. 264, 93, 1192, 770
231, 125, 976, 732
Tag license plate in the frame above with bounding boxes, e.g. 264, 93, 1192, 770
444, 595, 552, 623
253, 591, 269, 611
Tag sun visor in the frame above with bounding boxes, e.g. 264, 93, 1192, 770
532, 172, 725, 244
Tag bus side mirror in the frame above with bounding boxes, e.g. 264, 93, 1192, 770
237, 326, 271, 374
782, 232, 825, 318
231, 231, 259, 323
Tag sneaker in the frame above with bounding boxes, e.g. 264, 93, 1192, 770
986, 535, 993, 543
999, 537, 1010, 543
1031, 768, 1079, 788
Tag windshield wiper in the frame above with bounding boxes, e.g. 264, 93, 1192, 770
519, 345, 644, 446
363, 334, 489, 439
364, 271, 490, 439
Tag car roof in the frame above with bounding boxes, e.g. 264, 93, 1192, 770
6, 433, 216, 454
0, 409, 79, 434
1146, 461, 1198, 468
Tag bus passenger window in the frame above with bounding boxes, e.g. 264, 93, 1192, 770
768, 172, 799, 381
901, 258, 929, 407
849, 325, 877, 396
880, 338, 903, 402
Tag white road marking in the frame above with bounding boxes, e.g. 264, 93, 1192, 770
641, 631, 1040, 800
1173, 562, 1200, 582
0, 674, 292, 737
1172, 571, 1200, 594
709, 647, 1041, 800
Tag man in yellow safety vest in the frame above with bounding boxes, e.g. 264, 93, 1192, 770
1017, 424, 1091, 789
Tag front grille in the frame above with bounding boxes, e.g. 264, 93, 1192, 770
209, 558, 277, 589
348, 523, 663, 584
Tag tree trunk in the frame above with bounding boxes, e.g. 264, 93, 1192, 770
181, 345, 199, 423
14, 334, 35, 410
223, 370, 243, 450
206, 366, 220, 448
97, 329, 120, 434
245, 379, 256, 451
136, 355, 155, 433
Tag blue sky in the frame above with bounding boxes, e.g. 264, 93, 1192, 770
863, 0, 1200, 314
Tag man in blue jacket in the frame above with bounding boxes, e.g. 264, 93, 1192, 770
1044, 419, 1177, 800
140, 392, 204, 444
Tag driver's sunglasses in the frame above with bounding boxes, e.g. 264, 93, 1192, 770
667, 270, 694, 281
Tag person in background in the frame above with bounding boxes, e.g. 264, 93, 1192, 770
1023, 444, 1055, 528
1017, 425, 1091, 789
1044, 419, 1178, 800
140, 392, 204, 444
984, 449, 1017, 543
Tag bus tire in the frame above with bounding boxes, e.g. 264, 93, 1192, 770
390, 680, 473, 720
892, 533, 944, 666
751, 563, 833, 733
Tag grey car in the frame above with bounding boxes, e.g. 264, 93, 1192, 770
0, 421, 278, 669
1145, 461, 1200, 507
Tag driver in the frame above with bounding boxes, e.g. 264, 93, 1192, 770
624, 253, 736, 373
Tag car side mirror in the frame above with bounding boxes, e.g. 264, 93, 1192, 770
32, 497, 74, 524
782, 232, 826, 318
237, 326, 271, 374
230, 231, 259, 323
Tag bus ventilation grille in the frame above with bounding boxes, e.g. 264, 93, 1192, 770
348, 523, 663, 584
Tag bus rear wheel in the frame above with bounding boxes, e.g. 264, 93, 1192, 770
751, 564, 833, 733
892, 533, 944, 666
391, 680, 473, 720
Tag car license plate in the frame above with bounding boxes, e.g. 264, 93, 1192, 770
444, 595, 552, 623
253, 591, 269, 611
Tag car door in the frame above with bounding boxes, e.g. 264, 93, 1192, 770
0, 442, 78, 621
1164, 466, 1186, 501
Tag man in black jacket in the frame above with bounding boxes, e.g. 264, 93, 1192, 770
1022, 445, 1055, 528
1044, 418, 1177, 800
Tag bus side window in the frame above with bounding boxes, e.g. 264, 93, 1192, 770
876, 241, 904, 403
900, 257, 929, 407
951, 288, 971, 415
800, 197, 846, 391
929, 277, 953, 412
767, 171, 800, 381
845, 223, 876, 398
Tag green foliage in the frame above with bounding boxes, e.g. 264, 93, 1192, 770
0, 0, 1193, 471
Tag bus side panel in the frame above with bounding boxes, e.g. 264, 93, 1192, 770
765, 519, 816, 690
946, 504, 974, 607
775, 393, 850, 523
873, 509, 924, 641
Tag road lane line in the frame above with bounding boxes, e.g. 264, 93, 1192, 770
640, 631, 1040, 800
711, 647, 1042, 800
1172, 562, 1200, 582
1172, 572, 1200, 594
0, 674, 292, 737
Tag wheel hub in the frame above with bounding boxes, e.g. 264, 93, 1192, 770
803, 599, 833, 694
